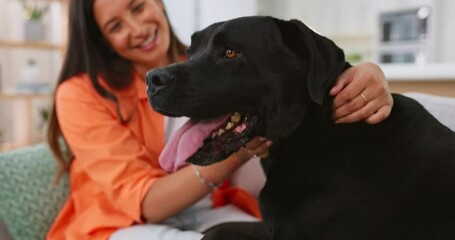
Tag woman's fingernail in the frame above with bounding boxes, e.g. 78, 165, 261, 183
266, 140, 273, 147
259, 137, 267, 141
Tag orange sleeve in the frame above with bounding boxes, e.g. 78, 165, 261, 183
56, 77, 166, 223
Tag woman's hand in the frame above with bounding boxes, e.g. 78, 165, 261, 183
231, 137, 272, 165
200, 137, 272, 183
195, 136, 272, 189
242, 137, 272, 159
330, 62, 394, 124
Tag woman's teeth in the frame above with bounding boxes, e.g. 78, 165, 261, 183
139, 34, 156, 48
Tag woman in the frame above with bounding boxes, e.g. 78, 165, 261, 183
46, 0, 393, 239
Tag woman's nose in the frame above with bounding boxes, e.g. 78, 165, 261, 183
127, 18, 146, 37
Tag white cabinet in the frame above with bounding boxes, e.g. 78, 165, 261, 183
259, 0, 375, 62
277, 0, 374, 37
258, 0, 454, 64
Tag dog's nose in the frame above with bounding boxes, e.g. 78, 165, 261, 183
146, 69, 175, 88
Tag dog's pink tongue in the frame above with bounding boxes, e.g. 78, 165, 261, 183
159, 115, 230, 172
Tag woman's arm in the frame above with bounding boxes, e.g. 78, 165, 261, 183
141, 137, 271, 223
330, 62, 394, 124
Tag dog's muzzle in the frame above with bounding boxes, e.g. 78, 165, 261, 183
146, 69, 176, 95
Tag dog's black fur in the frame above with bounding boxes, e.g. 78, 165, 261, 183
146, 16, 455, 240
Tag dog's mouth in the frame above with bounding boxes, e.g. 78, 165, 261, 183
159, 112, 258, 172
188, 112, 258, 166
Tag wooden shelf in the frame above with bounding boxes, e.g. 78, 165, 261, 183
0, 40, 63, 50
389, 81, 455, 98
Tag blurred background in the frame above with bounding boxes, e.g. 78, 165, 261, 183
0, 0, 454, 151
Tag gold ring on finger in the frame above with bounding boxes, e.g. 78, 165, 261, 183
360, 93, 368, 105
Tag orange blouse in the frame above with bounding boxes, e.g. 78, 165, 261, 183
46, 72, 261, 240
46, 73, 167, 240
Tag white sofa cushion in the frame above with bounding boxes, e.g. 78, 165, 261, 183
404, 92, 455, 131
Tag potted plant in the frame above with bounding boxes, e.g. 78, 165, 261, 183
20, 0, 50, 41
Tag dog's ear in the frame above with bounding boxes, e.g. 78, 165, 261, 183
274, 18, 349, 105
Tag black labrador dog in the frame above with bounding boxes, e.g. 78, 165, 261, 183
146, 16, 455, 240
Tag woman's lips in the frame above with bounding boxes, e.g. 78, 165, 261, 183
137, 30, 158, 51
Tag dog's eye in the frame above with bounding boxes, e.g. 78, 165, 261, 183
224, 49, 239, 59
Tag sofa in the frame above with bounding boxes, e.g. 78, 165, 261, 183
0, 144, 69, 240
0, 92, 454, 240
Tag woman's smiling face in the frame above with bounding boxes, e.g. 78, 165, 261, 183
94, 0, 171, 72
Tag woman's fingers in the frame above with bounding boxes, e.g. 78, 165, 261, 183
331, 62, 393, 124
332, 78, 381, 119
243, 137, 272, 159
335, 89, 393, 124
329, 66, 355, 97
365, 104, 393, 124
332, 92, 369, 120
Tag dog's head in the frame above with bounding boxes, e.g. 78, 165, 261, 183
146, 16, 347, 169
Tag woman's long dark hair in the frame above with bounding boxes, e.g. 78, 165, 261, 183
47, 0, 187, 182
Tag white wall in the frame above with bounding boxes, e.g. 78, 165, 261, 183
259, 0, 376, 62
163, 0, 197, 46
433, 0, 455, 62
164, 0, 258, 45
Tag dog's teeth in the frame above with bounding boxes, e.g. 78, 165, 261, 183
231, 112, 241, 123
211, 132, 217, 139
217, 129, 225, 136
225, 122, 234, 130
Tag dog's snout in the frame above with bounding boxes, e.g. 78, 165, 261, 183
146, 69, 175, 88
